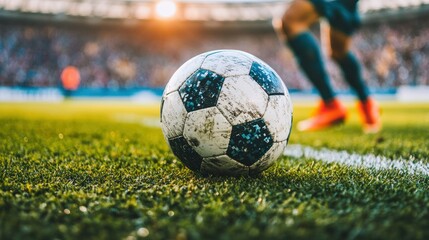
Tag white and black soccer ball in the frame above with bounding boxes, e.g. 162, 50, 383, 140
160, 50, 293, 176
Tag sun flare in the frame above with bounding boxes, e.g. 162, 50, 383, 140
155, 0, 177, 19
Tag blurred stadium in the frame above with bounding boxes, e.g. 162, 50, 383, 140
0, 0, 428, 101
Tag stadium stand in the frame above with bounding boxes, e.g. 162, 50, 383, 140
1, 0, 429, 21
0, 0, 428, 92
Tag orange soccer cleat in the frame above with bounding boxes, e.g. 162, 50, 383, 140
357, 98, 382, 134
297, 99, 347, 131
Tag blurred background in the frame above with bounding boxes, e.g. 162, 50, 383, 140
0, 0, 428, 102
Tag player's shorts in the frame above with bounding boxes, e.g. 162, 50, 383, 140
308, 0, 361, 35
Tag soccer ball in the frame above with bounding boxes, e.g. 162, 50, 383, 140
160, 50, 293, 176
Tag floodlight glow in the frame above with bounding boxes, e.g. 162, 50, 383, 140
155, 0, 177, 19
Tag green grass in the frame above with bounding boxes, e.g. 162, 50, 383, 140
1, 101, 428, 240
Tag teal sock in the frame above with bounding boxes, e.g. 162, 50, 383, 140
336, 52, 369, 101
288, 32, 335, 102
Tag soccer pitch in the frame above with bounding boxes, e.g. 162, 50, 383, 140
0, 101, 428, 239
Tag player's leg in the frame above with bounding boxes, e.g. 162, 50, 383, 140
281, 0, 319, 37
279, 0, 346, 131
282, 0, 336, 102
330, 27, 368, 101
330, 28, 381, 133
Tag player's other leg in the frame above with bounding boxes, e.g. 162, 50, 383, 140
329, 28, 381, 133
279, 0, 346, 131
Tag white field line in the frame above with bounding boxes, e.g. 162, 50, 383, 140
114, 114, 428, 176
284, 144, 429, 176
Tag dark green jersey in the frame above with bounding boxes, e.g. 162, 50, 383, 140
309, 0, 361, 35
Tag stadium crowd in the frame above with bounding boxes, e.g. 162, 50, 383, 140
0, 17, 428, 91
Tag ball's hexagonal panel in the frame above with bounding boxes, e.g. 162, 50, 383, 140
263, 95, 293, 142
183, 107, 232, 158
160, 91, 188, 139
249, 140, 287, 175
201, 50, 253, 77
217, 75, 268, 125
249, 61, 284, 95
227, 118, 274, 166
168, 136, 203, 171
179, 69, 225, 112
201, 155, 248, 176
164, 54, 206, 95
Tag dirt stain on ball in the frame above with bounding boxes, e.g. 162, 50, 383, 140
189, 137, 200, 147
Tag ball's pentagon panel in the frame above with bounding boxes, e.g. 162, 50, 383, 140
263, 95, 293, 142
168, 136, 203, 171
226, 118, 274, 166
179, 69, 225, 112
183, 107, 232, 158
217, 75, 268, 125
163, 54, 206, 95
160, 91, 188, 139
201, 50, 253, 77
201, 155, 248, 176
249, 141, 287, 175
249, 61, 285, 95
